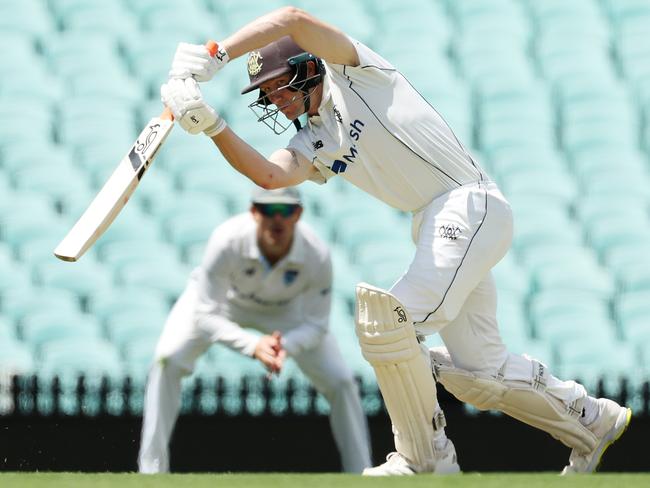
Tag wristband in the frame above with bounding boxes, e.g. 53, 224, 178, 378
204, 117, 227, 137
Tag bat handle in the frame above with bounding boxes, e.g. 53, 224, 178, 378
161, 106, 174, 121
160, 40, 220, 121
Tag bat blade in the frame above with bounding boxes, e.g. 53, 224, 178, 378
54, 112, 174, 262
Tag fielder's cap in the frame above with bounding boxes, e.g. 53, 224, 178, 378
251, 186, 302, 205
241, 36, 307, 95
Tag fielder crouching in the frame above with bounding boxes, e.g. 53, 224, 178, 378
138, 187, 371, 473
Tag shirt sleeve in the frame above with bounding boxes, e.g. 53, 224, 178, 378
193, 226, 260, 356
286, 130, 333, 185
326, 36, 396, 80
281, 250, 333, 356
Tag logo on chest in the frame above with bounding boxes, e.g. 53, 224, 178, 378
283, 269, 300, 286
331, 119, 365, 174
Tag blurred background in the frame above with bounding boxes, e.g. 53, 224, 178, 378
0, 0, 649, 472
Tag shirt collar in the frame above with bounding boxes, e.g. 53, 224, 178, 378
308, 68, 332, 127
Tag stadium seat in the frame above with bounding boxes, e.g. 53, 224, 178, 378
491, 253, 530, 298
0, 210, 67, 251
614, 261, 650, 293
604, 241, 650, 276
532, 259, 616, 300
0, 0, 55, 37
88, 284, 170, 321
38, 338, 124, 382
0, 316, 16, 341
98, 239, 180, 271
34, 257, 113, 300
585, 216, 650, 258
510, 212, 583, 254
104, 308, 168, 352
21, 309, 103, 352
534, 309, 617, 346
117, 260, 188, 300
0, 259, 32, 294
10, 162, 94, 211
530, 289, 610, 330
52, 0, 139, 39
91, 204, 161, 252
0, 339, 35, 375
519, 243, 600, 277
616, 290, 650, 326
1, 286, 80, 324
576, 195, 648, 227
162, 212, 228, 252
556, 339, 642, 392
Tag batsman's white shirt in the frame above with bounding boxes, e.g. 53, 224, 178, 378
288, 39, 516, 374
288, 38, 485, 212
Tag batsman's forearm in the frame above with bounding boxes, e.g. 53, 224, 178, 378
210, 127, 293, 189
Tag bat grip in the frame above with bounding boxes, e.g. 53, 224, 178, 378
161, 106, 174, 121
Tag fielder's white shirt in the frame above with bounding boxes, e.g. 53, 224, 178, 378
288, 38, 486, 212
190, 213, 332, 357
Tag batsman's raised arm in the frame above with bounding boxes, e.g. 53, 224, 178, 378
220, 6, 359, 67
169, 7, 359, 81
162, 7, 352, 189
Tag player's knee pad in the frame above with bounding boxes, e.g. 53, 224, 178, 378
356, 282, 446, 470
430, 347, 597, 454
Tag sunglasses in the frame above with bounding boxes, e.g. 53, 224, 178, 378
254, 203, 300, 218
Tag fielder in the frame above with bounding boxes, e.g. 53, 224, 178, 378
158, 7, 632, 475
138, 186, 372, 473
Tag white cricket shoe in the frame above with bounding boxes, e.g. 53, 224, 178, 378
363, 440, 460, 476
561, 398, 632, 475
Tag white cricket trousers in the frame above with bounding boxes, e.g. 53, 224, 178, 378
390, 181, 587, 406
138, 287, 371, 473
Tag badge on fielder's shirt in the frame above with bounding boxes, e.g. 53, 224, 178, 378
283, 269, 299, 285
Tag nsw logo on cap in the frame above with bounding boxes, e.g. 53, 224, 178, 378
247, 51, 263, 76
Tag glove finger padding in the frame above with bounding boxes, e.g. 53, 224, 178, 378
161, 78, 224, 135
183, 77, 202, 101
160, 79, 187, 120
170, 41, 228, 82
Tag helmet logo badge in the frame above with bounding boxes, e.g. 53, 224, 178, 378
247, 51, 263, 76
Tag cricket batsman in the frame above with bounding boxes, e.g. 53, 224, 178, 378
158, 7, 632, 475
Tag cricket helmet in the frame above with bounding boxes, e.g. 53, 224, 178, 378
241, 36, 325, 134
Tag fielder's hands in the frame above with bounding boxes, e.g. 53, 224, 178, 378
169, 41, 229, 81
254, 331, 286, 375
160, 77, 227, 137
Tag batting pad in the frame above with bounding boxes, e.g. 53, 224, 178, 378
430, 348, 598, 454
355, 282, 441, 470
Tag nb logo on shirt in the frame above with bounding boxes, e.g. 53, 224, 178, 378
439, 224, 462, 240
331, 119, 365, 174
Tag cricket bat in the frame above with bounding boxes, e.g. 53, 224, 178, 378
54, 41, 218, 262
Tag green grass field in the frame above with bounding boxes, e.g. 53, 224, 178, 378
1, 473, 649, 488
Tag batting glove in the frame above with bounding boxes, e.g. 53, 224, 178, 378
160, 78, 227, 137
169, 41, 229, 82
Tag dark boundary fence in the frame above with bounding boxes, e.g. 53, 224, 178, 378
1, 375, 648, 472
